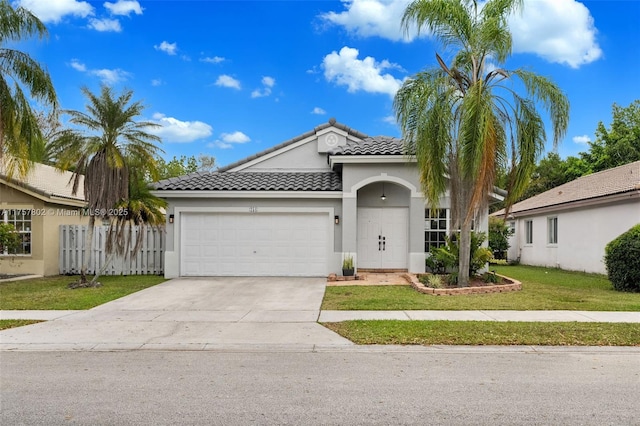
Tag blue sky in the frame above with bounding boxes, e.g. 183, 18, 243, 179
15, 0, 640, 168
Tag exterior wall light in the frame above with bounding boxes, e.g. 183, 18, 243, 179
169, 214, 174, 224
334, 215, 340, 225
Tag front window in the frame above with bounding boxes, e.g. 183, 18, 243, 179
425, 208, 449, 252
525, 220, 533, 245
548, 217, 558, 244
1, 210, 32, 255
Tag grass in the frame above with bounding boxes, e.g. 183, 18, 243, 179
0, 319, 43, 330
0, 275, 166, 310
321, 265, 640, 311
323, 320, 640, 346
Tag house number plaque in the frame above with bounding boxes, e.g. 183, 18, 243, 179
249, 207, 258, 213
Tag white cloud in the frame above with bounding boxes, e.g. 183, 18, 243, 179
509, 0, 602, 68
70, 59, 86, 72
148, 113, 213, 143
210, 131, 251, 149
104, 0, 143, 16
312, 107, 326, 115
322, 46, 403, 98
90, 68, 131, 85
261, 76, 275, 88
215, 75, 241, 90
572, 135, 592, 144
382, 115, 396, 124
88, 18, 121, 32
320, 0, 414, 42
321, 0, 602, 68
69, 60, 130, 84
151, 79, 163, 86
201, 56, 226, 64
154, 41, 178, 56
16, 0, 94, 23
251, 76, 276, 98
221, 131, 250, 144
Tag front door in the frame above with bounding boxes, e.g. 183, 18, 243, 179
357, 208, 408, 269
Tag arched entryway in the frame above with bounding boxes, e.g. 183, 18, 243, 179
356, 181, 410, 270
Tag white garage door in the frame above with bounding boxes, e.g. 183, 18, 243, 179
180, 212, 329, 276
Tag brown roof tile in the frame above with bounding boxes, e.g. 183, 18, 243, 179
499, 160, 640, 215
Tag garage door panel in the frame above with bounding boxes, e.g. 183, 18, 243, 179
180, 212, 328, 276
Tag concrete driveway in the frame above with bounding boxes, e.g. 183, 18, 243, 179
0, 277, 352, 351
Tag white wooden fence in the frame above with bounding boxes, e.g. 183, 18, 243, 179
59, 225, 164, 275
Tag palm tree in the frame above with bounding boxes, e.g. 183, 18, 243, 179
395, 0, 569, 286
0, 1, 57, 176
58, 85, 162, 285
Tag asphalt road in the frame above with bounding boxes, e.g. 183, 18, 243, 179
1, 348, 639, 425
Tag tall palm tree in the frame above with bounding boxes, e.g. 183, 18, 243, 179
395, 0, 569, 286
0, 0, 57, 176
58, 85, 162, 285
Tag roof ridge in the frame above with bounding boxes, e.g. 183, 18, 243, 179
216, 119, 369, 172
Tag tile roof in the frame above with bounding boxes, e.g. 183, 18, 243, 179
153, 171, 342, 192
330, 136, 406, 156
496, 160, 640, 215
217, 118, 368, 172
0, 160, 85, 203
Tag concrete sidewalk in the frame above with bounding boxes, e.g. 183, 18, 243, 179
2, 309, 639, 323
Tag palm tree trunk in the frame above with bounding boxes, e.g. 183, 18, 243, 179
458, 219, 472, 287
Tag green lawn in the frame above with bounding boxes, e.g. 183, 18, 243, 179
323, 320, 640, 346
0, 275, 166, 310
322, 265, 640, 311
0, 320, 43, 330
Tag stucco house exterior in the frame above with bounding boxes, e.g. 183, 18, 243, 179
494, 160, 640, 274
0, 162, 87, 276
152, 119, 499, 278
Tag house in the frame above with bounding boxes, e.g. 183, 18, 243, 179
494, 160, 640, 274
152, 119, 498, 278
0, 161, 87, 276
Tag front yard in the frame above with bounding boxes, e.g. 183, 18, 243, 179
323, 320, 640, 346
0, 275, 166, 310
322, 265, 640, 311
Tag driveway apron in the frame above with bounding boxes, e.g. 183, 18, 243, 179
0, 277, 352, 351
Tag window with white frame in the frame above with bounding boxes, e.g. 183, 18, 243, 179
525, 220, 533, 245
548, 217, 558, 244
1, 210, 32, 255
425, 208, 449, 251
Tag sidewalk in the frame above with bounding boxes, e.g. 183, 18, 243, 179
2, 310, 640, 323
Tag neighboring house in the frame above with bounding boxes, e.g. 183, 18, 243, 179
152, 119, 501, 278
0, 162, 87, 276
493, 161, 640, 274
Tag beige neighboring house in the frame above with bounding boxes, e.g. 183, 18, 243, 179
1, 162, 87, 276
493, 161, 640, 274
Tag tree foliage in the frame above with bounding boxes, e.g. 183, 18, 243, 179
580, 100, 640, 172
0, 0, 57, 176
155, 154, 217, 180
395, 0, 569, 286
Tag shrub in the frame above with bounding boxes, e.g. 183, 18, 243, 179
430, 232, 492, 277
0, 223, 20, 254
488, 217, 513, 260
604, 224, 640, 292
483, 271, 500, 283
425, 274, 444, 288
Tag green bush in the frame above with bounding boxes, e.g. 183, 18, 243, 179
604, 224, 640, 292
0, 223, 20, 254
488, 217, 513, 260
429, 232, 491, 277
